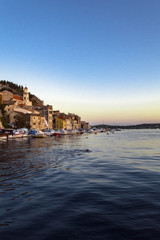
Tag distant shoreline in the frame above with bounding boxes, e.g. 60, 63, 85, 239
92, 123, 160, 130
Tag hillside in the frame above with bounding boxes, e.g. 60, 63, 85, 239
0, 80, 43, 106
0, 80, 23, 95
93, 123, 160, 129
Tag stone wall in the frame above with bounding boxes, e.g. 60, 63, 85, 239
1, 90, 13, 101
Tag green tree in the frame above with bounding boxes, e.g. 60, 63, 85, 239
0, 116, 8, 128
14, 115, 30, 129
0, 104, 7, 115
0, 104, 9, 128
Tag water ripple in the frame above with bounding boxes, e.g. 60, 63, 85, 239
1, 130, 160, 239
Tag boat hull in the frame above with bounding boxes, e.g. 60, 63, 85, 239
33, 135, 46, 138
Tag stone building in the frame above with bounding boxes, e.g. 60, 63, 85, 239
52, 110, 60, 129
75, 115, 81, 129
9, 111, 23, 127
4, 100, 17, 116
81, 121, 90, 130
27, 113, 46, 130
13, 94, 24, 106
34, 105, 53, 129
68, 113, 81, 129
6, 107, 32, 127
23, 87, 32, 106
55, 116, 66, 129
54, 114, 72, 130
65, 117, 72, 130
1, 89, 25, 107
43, 105, 53, 129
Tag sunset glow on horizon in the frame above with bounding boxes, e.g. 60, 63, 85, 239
0, 0, 160, 125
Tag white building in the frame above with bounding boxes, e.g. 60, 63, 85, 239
23, 87, 32, 106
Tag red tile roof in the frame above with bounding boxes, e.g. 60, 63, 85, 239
57, 116, 69, 120
13, 95, 23, 101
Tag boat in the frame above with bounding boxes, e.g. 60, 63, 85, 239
110, 129, 115, 134
68, 129, 79, 135
0, 128, 29, 140
13, 130, 23, 138
32, 130, 46, 138
13, 128, 29, 138
57, 129, 68, 135
51, 129, 67, 136
43, 129, 55, 136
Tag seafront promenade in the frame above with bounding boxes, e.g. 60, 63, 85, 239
0, 127, 109, 142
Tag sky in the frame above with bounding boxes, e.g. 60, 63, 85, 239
0, 0, 160, 125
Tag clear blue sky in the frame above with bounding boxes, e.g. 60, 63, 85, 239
0, 0, 160, 125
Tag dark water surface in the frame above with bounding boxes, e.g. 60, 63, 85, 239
1, 130, 160, 240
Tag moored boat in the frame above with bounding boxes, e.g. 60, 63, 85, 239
32, 130, 46, 138
51, 129, 67, 136
43, 129, 55, 136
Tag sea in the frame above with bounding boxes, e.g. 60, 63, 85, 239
0, 129, 160, 240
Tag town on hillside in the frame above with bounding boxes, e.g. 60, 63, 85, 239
0, 81, 90, 131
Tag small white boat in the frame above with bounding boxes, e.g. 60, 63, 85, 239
69, 129, 79, 135
52, 129, 68, 136
110, 129, 115, 134
13, 131, 23, 138
32, 130, 46, 138
43, 129, 55, 136
13, 128, 29, 138
57, 129, 68, 135
87, 129, 94, 134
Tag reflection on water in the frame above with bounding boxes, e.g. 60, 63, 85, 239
1, 130, 160, 240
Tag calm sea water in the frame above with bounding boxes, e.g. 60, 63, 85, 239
0, 130, 160, 240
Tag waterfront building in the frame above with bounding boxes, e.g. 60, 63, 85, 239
45, 105, 53, 129
68, 113, 81, 129
65, 118, 72, 130
73, 120, 79, 129
55, 116, 66, 129
34, 105, 53, 129
27, 113, 45, 130
81, 121, 90, 130
54, 114, 72, 130
0, 82, 89, 130
52, 110, 60, 129
75, 115, 81, 129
